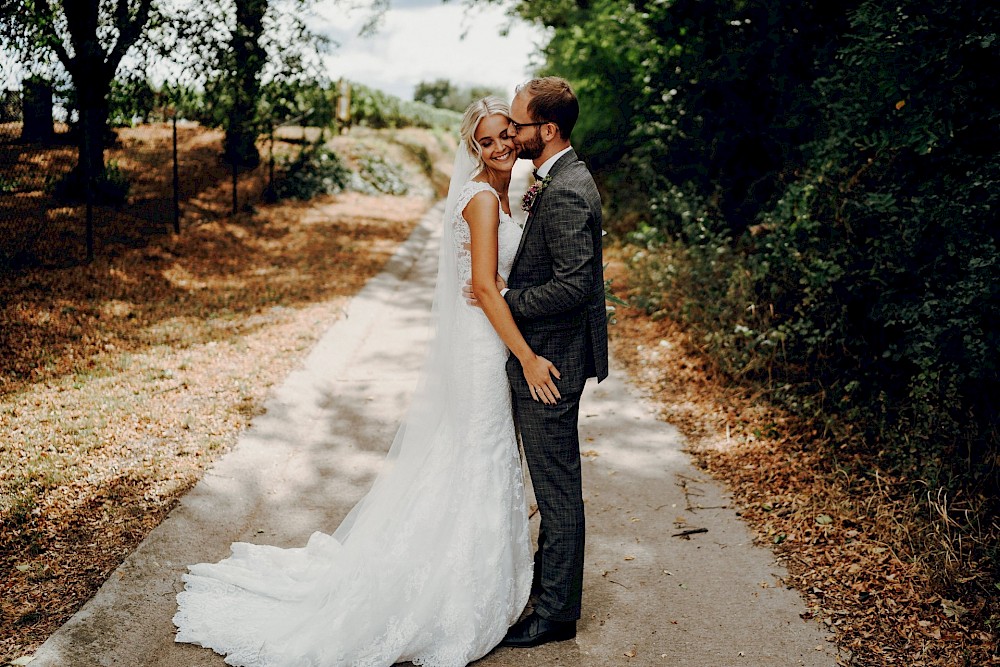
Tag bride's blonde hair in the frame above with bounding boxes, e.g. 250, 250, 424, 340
460, 96, 511, 172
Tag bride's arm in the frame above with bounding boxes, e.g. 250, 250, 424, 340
464, 192, 561, 405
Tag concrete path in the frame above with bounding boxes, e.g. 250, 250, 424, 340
29, 198, 837, 667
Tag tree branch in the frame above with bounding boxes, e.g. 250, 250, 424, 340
108, 0, 153, 69
29, 0, 73, 70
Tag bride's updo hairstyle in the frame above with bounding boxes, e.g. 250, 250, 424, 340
460, 96, 511, 172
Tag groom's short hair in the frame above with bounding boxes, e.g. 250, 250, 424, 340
519, 77, 578, 141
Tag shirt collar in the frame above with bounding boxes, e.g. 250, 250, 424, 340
535, 146, 573, 179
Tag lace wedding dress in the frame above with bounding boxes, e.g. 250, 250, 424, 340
173, 180, 530, 667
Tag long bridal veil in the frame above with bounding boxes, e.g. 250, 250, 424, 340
328, 144, 479, 542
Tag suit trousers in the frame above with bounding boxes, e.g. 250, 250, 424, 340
513, 387, 585, 622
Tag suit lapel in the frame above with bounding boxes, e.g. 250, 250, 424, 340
510, 150, 580, 274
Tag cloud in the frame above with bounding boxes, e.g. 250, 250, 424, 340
315, 1, 547, 101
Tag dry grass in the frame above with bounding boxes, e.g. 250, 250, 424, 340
0, 124, 453, 663
604, 244, 999, 667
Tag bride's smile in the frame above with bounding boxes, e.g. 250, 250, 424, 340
474, 113, 517, 173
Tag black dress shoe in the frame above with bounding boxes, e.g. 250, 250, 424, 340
500, 612, 577, 648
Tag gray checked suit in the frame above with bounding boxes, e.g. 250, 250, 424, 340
503, 148, 608, 622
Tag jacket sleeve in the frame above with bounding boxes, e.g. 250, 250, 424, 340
504, 185, 595, 321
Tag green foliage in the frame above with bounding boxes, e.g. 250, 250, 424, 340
413, 78, 506, 112
350, 82, 461, 130
270, 141, 411, 200
519, 0, 648, 168
351, 154, 409, 196
108, 75, 157, 127
50, 159, 131, 205
271, 143, 351, 201
524, 0, 999, 588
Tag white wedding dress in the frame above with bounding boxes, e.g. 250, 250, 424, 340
173, 180, 530, 667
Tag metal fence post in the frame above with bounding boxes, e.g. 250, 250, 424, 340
267, 124, 275, 200
231, 81, 239, 215
172, 112, 180, 234
232, 156, 238, 215
83, 114, 94, 263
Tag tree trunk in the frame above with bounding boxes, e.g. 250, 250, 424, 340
61, 0, 114, 184
20, 78, 54, 142
225, 0, 268, 168
74, 70, 112, 185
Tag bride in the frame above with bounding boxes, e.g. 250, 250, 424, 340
173, 97, 562, 666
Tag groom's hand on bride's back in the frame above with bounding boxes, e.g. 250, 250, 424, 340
463, 275, 506, 307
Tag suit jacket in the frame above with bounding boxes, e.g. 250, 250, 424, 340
504, 149, 609, 394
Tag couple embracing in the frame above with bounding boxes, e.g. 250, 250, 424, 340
173, 77, 609, 667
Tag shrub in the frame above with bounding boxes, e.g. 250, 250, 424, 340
50, 160, 131, 205
352, 154, 409, 196
271, 143, 351, 200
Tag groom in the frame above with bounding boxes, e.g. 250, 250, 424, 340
499, 77, 609, 648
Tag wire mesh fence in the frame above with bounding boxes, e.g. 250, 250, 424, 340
0, 100, 301, 272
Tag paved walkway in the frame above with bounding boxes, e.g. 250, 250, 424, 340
29, 197, 837, 667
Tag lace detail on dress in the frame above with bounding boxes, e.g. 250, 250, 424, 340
452, 180, 521, 289
173, 178, 531, 667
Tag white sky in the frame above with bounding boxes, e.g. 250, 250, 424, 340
315, 0, 548, 101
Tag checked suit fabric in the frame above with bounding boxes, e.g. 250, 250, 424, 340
503, 149, 608, 622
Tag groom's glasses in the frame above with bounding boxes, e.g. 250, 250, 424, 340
509, 120, 552, 133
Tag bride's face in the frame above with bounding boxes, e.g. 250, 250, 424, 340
474, 114, 517, 173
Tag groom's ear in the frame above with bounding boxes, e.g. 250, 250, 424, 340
541, 122, 560, 143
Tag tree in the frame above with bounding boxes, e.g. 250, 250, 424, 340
414, 79, 456, 108
20, 76, 54, 141
224, 0, 268, 167
1, 0, 334, 177
1, 0, 156, 184
413, 78, 506, 112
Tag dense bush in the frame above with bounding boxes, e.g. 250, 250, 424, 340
270, 141, 413, 200
514, 0, 999, 609
50, 159, 131, 204
350, 154, 409, 196
757, 0, 1000, 482
271, 143, 351, 200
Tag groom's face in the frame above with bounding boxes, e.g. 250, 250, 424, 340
508, 92, 545, 161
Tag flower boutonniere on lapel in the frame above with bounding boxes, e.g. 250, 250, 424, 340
521, 174, 552, 214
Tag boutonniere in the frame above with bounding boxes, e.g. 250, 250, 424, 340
521, 174, 552, 213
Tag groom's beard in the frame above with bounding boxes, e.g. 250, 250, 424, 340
515, 130, 544, 161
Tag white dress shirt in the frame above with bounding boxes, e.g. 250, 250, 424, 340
534, 146, 573, 179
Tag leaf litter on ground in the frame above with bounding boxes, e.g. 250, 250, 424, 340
603, 245, 999, 667
0, 124, 454, 663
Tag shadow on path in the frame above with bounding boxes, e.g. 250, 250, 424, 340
30, 188, 837, 667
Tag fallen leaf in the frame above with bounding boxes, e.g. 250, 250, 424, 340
941, 598, 969, 619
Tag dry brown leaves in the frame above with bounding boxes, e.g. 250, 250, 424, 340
0, 125, 451, 662
604, 246, 999, 667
